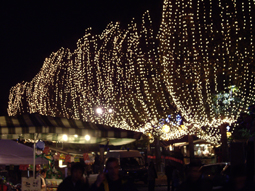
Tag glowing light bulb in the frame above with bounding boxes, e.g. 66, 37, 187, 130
85, 135, 91, 141
96, 107, 103, 115
162, 124, 170, 133
62, 134, 68, 141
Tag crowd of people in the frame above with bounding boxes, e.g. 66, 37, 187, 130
55, 158, 255, 191
57, 157, 138, 191
164, 161, 255, 191
2, 157, 254, 191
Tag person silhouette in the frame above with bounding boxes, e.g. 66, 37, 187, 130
165, 161, 174, 191
91, 157, 138, 191
148, 161, 158, 191
57, 162, 89, 191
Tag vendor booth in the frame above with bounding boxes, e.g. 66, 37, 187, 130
161, 136, 217, 165
172, 139, 216, 164
0, 113, 142, 190
0, 140, 49, 190
0, 139, 48, 165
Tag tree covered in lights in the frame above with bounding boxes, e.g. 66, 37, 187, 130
8, 13, 176, 136
158, 0, 255, 138
8, 0, 255, 144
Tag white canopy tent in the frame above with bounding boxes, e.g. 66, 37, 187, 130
0, 139, 48, 165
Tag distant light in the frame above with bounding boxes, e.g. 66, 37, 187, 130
108, 108, 113, 113
85, 135, 91, 141
74, 134, 78, 138
96, 107, 103, 115
162, 124, 170, 133
62, 134, 68, 141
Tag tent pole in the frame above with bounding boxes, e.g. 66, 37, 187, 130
33, 134, 36, 178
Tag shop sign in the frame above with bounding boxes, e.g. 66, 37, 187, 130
21, 177, 41, 191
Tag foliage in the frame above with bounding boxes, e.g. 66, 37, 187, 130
230, 111, 255, 141
212, 85, 242, 117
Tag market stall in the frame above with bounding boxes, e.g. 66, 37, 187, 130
0, 140, 48, 165
0, 113, 142, 145
172, 139, 216, 164
0, 113, 142, 190
0, 140, 49, 190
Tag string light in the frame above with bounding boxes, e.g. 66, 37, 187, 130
158, 0, 255, 143
7, 0, 255, 145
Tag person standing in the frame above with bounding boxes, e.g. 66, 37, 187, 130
148, 161, 158, 191
38, 170, 47, 191
85, 164, 92, 178
91, 157, 138, 191
177, 163, 212, 191
57, 162, 89, 191
172, 166, 180, 191
165, 161, 174, 191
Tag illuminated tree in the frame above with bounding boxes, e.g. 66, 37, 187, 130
8, 13, 176, 137
8, 0, 255, 144
158, 0, 255, 137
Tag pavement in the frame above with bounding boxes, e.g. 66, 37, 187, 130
155, 172, 167, 186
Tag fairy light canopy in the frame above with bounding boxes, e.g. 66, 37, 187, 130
7, 0, 255, 144
8, 12, 175, 137
158, 0, 255, 129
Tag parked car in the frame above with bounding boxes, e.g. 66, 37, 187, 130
104, 150, 148, 183
198, 162, 231, 189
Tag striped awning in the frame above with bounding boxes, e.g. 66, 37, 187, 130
0, 113, 142, 145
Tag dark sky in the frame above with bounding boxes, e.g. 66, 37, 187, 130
0, 0, 163, 116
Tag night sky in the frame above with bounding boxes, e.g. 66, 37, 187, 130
0, 0, 163, 116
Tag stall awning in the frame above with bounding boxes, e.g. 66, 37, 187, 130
0, 113, 142, 145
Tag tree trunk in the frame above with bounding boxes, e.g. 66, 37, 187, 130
188, 135, 194, 163
155, 137, 161, 172
220, 124, 229, 162
99, 146, 104, 172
